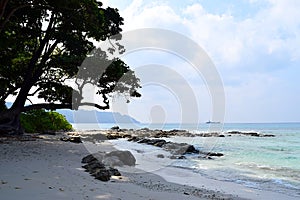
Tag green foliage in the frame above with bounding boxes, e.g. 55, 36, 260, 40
20, 109, 72, 133
0, 0, 140, 109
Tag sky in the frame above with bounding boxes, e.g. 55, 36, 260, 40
97, 0, 300, 123
7, 0, 299, 123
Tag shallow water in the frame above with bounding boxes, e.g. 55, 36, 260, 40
75, 122, 300, 198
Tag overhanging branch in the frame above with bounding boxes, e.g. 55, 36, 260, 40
23, 101, 110, 112
23, 103, 72, 112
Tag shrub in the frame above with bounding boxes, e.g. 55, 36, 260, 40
20, 109, 73, 133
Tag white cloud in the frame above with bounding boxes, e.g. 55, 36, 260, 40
105, 0, 300, 122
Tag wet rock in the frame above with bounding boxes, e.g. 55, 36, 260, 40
199, 151, 224, 157
162, 143, 199, 155
137, 138, 167, 147
60, 136, 82, 143
263, 134, 275, 137
127, 136, 141, 142
169, 155, 186, 159
111, 126, 120, 130
106, 134, 119, 140
227, 131, 261, 137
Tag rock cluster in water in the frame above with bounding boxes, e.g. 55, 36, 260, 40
102, 128, 224, 159
105, 127, 275, 139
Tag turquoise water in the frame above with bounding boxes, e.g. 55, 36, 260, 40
74, 122, 300, 197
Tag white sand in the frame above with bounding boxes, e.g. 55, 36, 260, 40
0, 133, 297, 200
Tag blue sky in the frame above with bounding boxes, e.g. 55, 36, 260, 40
99, 0, 300, 123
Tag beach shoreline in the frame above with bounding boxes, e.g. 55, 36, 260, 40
0, 131, 298, 200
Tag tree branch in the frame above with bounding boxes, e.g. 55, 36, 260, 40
0, 3, 29, 32
22, 101, 110, 112
0, 0, 9, 19
23, 103, 72, 112
79, 102, 110, 110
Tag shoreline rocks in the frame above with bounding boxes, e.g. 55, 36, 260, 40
227, 131, 275, 137
102, 128, 275, 140
81, 154, 121, 181
60, 136, 82, 143
81, 150, 136, 182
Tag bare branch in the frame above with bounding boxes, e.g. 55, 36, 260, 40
26, 97, 33, 105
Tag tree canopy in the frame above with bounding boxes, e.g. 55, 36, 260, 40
0, 0, 141, 134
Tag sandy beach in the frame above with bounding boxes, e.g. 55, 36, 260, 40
0, 132, 297, 200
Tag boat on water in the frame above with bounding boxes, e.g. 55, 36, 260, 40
206, 120, 221, 124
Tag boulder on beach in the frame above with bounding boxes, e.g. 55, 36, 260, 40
60, 136, 82, 143
162, 143, 199, 155
81, 154, 123, 182
104, 150, 136, 166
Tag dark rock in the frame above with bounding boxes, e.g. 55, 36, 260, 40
199, 151, 224, 157
227, 131, 241, 134
111, 126, 120, 130
162, 143, 198, 155
93, 169, 110, 181
83, 161, 105, 173
227, 131, 263, 137
106, 134, 119, 140
108, 167, 121, 176
128, 136, 140, 142
219, 134, 225, 137
122, 134, 132, 138
81, 154, 122, 182
105, 150, 136, 166
81, 154, 97, 163
262, 134, 275, 137
157, 154, 164, 158
70, 136, 82, 143
185, 145, 199, 154
138, 138, 167, 147
137, 138, 151, 144
60, 136, 82, 143
169, 155, 186, 159
153, 140, 167, 147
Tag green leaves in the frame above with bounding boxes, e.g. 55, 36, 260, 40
0, 0, 141, 112
20, 109, 72, 133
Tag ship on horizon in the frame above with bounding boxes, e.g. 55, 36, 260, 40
206, 120, 221, 124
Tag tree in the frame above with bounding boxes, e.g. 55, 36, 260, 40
0, 0, 141, 134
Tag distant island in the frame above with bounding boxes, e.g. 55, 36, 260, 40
57, 109, 140, 124
5, 102, 139, 124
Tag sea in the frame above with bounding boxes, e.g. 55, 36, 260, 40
73, 122, 300, 198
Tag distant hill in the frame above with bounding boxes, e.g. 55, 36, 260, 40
57, 109, 140, 124
5, 102, 139, 124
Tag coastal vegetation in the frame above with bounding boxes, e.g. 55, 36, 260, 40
0, 0, 141, 134
20, 109, 72, 133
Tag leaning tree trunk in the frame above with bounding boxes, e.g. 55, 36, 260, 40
0, 76, 33, 135
0, 107, 23, 135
